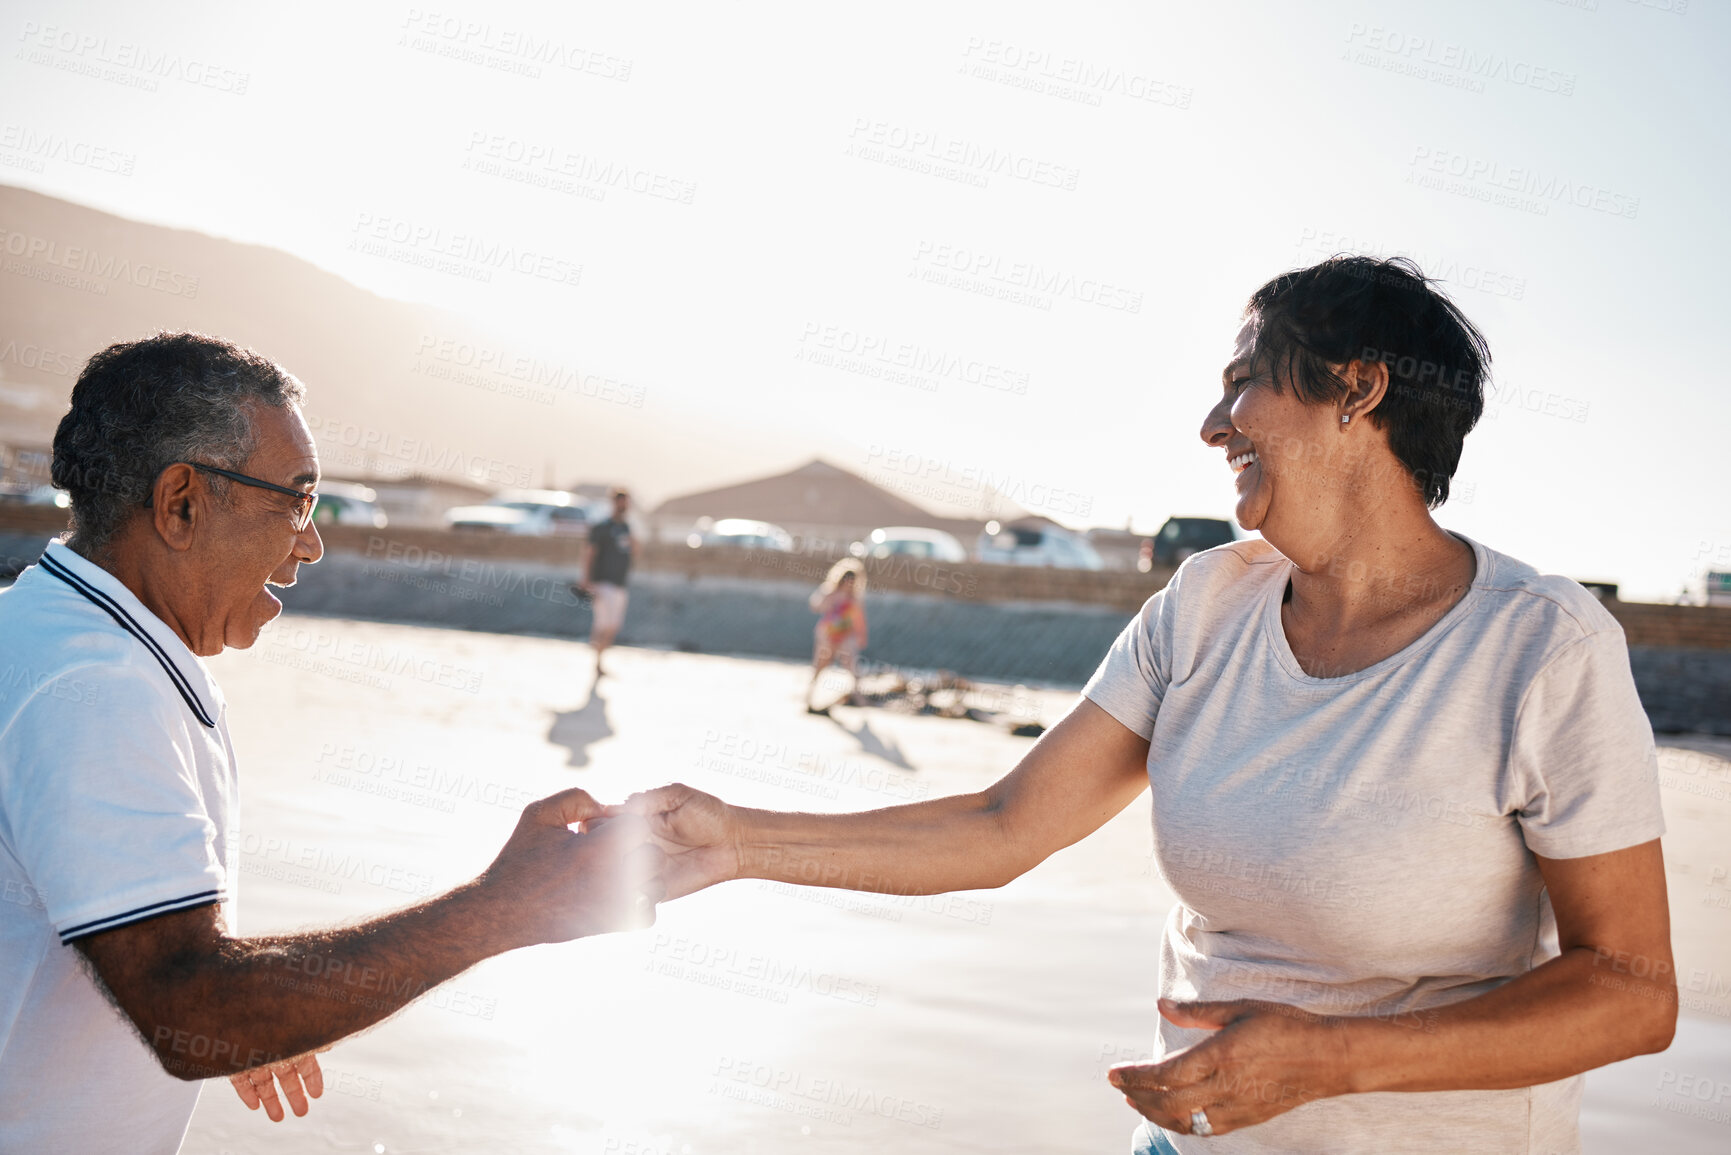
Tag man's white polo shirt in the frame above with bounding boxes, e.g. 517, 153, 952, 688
0, 540, 239, 1153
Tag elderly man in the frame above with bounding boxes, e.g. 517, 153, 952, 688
0, 332, 663, 1153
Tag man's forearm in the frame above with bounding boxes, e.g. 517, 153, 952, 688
735, 791, 1018, 896
83, 785, 643, 1081
148, 881, 511, 1078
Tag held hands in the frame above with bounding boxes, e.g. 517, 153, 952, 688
1107, 999, 1353, 1138
612, 783, 744, 901
481, 787, 667, 946
231, 791, 660, 1122
229, 1048, 326, 1122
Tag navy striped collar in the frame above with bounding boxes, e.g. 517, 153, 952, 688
36, 542, 220, 729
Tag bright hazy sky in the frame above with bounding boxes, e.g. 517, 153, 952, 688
2, 0, 1726, 600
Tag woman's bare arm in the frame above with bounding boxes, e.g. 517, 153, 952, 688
1112, 839, 1677, 1136
624, 698, 1151, 899
1340, 839, 1676, 1090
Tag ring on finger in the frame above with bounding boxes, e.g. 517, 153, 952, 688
1190, 1108, 1214, 1137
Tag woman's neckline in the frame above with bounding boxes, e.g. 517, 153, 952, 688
1262, 532, 1488, 684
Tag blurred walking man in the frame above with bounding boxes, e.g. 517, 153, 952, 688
579, 488, 634, 677
0, 334, 663, 1153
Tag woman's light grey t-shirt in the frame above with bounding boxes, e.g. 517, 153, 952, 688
1083, 534, 1664, 1155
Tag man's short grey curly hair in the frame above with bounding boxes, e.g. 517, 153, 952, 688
51, 332, 306, 553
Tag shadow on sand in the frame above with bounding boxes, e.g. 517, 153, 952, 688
822, 710, 914, 772
547, 679, 613, 769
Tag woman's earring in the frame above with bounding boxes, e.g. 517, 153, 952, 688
1340, 415, 1350, 425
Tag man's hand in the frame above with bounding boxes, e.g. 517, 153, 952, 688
479, 787, 666, 947
614, 783, 744, 901
1107, 999, 1351, 1138
230, 1050, 325, 1122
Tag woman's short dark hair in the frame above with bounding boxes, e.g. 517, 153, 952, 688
1244, 255, 1490, 508
51, 332, 305, 551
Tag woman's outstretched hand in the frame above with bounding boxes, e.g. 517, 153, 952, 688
612, 784, 745, 901
229, 1048, 328, 1121
1107, 998, 1353, 1138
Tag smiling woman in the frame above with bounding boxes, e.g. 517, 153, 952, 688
1229, 256, 1490, 509
622, 254, 1676, 1154
1200, 258, 1490, 675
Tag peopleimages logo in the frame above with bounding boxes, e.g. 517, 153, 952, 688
256, 620, 485, 694
0, 339, 80, 376
0, 123, 135, 174
398, 9, 633, 81
0, 663, 100, 706
462, 131, 696, 204
305, 415, 537, 486
240, 833, 437, 898
711, 1057, 945, 1129
695, 729, 933, 802
1407, 147, 1639, 219
16, 21, 251, 94
348, 212, 583, 287
864, 444, 1094, 519
1293, 228, 1527, 302
797, 322, 1030, 396
845, 118, 1082, 191
910, 240, 1142, 313
1343, 23, 1577, 96
957, 38, 1194, 109
412, 335, 646, 407
647, 932, 882, 1007
0, 227, 200, 297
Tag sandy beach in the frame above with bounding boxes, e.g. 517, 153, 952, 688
177, 616, 1731, 1154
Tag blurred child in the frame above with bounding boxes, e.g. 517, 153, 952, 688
807, 559, 868, 713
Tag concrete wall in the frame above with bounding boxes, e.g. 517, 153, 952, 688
1627, 648, 1731, 735
316, 522, 1178, 612
266, 550, 1131, 687
5, 510, 1727, 732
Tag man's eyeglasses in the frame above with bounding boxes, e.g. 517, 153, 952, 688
148, 462, 321, 531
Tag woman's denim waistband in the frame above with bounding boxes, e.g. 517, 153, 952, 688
1131, 1119, 1182, 1155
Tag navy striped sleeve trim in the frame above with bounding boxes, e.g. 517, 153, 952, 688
60, 889, 225, 943
39, 554, 217, 729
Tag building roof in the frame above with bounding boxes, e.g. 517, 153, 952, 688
652, 459, 996, 539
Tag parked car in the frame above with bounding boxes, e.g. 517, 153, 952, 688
310, 481, 388, 529
445, 489, 596, 535
686, 518, 794, 552
975, 521, 1105, 570
1152, 517, 1237, 566
850, 526, 967, 564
